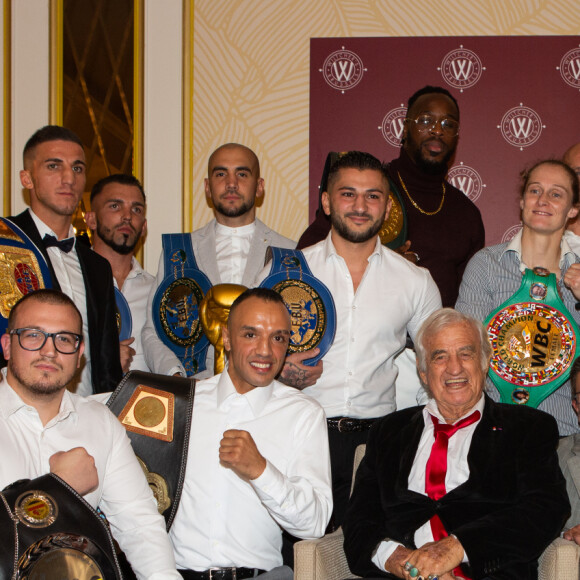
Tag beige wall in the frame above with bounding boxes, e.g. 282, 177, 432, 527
191, 0, 580, 245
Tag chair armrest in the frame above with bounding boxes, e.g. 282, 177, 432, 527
539, 536, 580, 580
293, 528, 360, 580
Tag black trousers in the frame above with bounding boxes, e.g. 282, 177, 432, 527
328, 427, 371, 528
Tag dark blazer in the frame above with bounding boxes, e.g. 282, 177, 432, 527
343, 396, 570, 579
6, 211, 122, 394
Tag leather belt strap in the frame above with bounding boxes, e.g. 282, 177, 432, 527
178, 567, 265, 579
326, 416, 377, 432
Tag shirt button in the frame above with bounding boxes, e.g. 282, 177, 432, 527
351, 337, 355, 342
348, 371, 353, 376
347, 400, 352, 407
352, 305, 357, 309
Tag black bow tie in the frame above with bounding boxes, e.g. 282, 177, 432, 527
43, 234, 75, 253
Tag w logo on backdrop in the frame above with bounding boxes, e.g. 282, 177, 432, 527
379, 106, 407, 147
447, 163, 485, 202
439, 47, 484, 91
498, 105, 545, 150
321, 48, 367, 93
557, 47, 580, 90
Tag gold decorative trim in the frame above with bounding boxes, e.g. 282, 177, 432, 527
3, 0, 11, 216
49, 0, 63, 125
182, 0, 194, 232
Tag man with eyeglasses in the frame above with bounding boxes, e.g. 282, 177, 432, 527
0, 289, 180, 579
6, 125, 122, 396
558, 356, 580, 546
388, 85, 485, 308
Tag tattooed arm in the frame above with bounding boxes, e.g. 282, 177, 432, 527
278, 349, 323, 390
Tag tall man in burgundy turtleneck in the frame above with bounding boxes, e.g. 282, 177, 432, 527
298, 86, 484, 307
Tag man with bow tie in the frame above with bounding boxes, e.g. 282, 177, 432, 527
6, 125, 122, 395
343, 308, 569, 580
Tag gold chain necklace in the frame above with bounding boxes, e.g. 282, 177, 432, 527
398, 171, 445, 216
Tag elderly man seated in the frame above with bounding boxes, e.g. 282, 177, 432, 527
343, 308, 569, 580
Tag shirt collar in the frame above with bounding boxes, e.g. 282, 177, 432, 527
424, 392, 485, 426
501, 228, 575, 271
0, 369, 78, 425
29, 208, 75, 242
322, 231, 383, 263
127, 256, 145, 279
215, 369, 273, 417
215, 220, 256, 236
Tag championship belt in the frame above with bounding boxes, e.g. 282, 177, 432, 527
107, 370, 195, 530
0, 218, 52, 350
114, 287, 132, 341
0, 473, 122, 579
152, 233, 212, 375
259, 247, 336, 366
485, 267, 579, 407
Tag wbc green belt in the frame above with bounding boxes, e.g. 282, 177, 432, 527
485, 267, 579, 407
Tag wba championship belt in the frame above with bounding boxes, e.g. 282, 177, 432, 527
0, 218, 52, 350
153, 233, 211, 375
259, 247, 336, 366
0, 473, 122, 579
485, 267, 579, 407
114, 287, 132, 341
107, 370, 195, 530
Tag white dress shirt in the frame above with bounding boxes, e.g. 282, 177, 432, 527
29, 210, 92, 397
169, 371, 332, 571
115, 257, 155, 372
257, 234, 441, 419
372, 395, 485, 571
215, 221, 255, 285
0, 372, 180, 580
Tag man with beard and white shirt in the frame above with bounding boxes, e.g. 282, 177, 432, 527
85, 173, 154, 372
142, 143, 295, 378
257, 151, 441, 526
0, 289, 180, 579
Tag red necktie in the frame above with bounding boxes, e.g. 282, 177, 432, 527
425, 410, 480, 580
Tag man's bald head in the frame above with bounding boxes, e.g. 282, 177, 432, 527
207, 143, 260, 178
564, 142, 580, 177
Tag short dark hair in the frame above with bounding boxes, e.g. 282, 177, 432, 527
23, 125, 83, 165
228, 287, 286, 327
326, 151, 387, 191
571, 357, 580, 399
90, 173, 146, 204
7, 289, 83, 334
520, 159, 579, 206
406, 85, 460, 120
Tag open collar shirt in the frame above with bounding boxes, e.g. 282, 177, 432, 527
455, 230, 580, 435
0, 372, 179, 579
169, 370, 332, 571
292, 233, 441, 419
115, 257, 155, 372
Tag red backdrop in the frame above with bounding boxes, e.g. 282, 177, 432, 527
310, 36, 580, 244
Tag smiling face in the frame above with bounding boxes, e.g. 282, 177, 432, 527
222, 296, 291, 394
204, 144, 264, 226
520, 162, 578, 235
402, 93, 459, 174
86, 182, 146, 255
322, 167, 391, 244
20, 140, 86, 221
0, 300, 84, 401
419, 321, 485, 422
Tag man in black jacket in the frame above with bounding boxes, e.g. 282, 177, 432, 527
6, 125, 122, 394
344, 308, 569, 579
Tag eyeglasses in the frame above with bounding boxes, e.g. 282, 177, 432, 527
9, 328, 83, 354
406, 114, 460, 136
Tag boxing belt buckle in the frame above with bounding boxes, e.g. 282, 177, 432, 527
485, 267, 579, 407
260, 247, 336, 366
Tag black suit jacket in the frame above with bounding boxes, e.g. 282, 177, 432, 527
6, 211, 122, 394
343, 396, 570, 579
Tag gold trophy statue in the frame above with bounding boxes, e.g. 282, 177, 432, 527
199, 284, 247, 374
